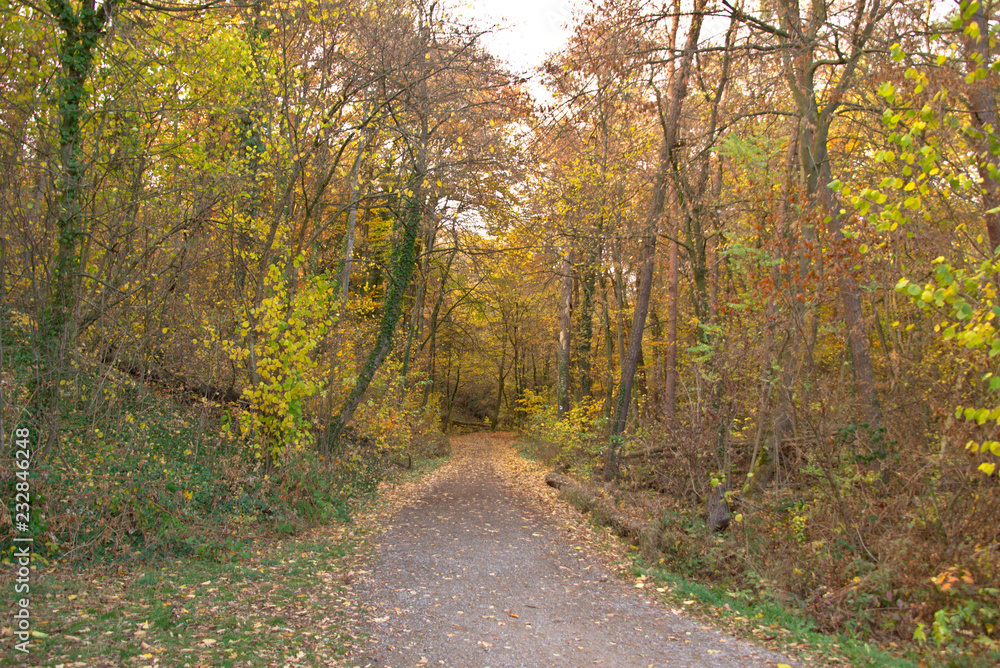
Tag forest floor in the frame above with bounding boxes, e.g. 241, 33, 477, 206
346, 432, 794, 667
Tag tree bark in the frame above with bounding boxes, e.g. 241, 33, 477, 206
665, 233, 679, 424
605, 233, 656, 480
770, 0, 884, 428
557, 252, 574, 417
325, 177, 425, 448
399, 225, 435, 399
604, 0, 706, 480
340, 137, 365, 300
492, 344, 508, 431
421, 244, 456, 408
577, 265, 597, 399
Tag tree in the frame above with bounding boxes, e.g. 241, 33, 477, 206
323, 0, 522, 446
605, 0, 708, 480
726, 0, 891, 429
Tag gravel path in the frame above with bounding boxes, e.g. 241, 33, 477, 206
349, 433, 794, 667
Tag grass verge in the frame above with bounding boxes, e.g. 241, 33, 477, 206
1, 455, 446, 667
625, 557, 920, 667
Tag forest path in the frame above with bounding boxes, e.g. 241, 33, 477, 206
348, 432, 793, 668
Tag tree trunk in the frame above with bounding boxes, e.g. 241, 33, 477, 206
816, 150, 881, 427
399, 226, 435, 400
492, 345, 507, 431
605, 234, 656, 480
325, 178, 425, 448
613, 266, 627, 369
340, 138, 364, 300
577, 265, 597, 399
600, 275, 616, 419
605, 0, 706, 479
665, 233, 679, 424
557, 252, 574, 417
443, 359, 460, 430
41, 0, 118, 452
422, 246, 456, 408
770, 0, 883, 428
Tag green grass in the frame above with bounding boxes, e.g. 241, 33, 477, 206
627, 558, 917, 667
3, 519, 366, 666
3, 452, 450, 667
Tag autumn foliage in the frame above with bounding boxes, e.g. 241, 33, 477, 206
1, 0, 1000, 663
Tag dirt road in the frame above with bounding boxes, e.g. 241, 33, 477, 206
349, 433, 793, 667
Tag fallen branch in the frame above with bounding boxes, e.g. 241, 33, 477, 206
450, 420, 489, 431
544, 472, 642, 542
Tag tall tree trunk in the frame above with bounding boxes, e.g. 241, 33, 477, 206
557, 252, 574, 417
770, 0, 883, 427
443, 357, 460, 430
816, 151, 881, 427
40, 0, 117, 451
340, 135, 366, 300
492, 345, 508, 431
577, 265, 597, 399
755, 121, 804, 493
648, 306, 664, 414
605, 234, 656, 479
325, 177, 425, 447
600, 274, 616, 418
422, 245, 456, 408
605, 0, 706, 479
665, 233, 679, 424
613, 266, 628, 369
399, 226, 435, 399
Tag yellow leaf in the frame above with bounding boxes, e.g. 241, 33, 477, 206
979, 462, 996, 476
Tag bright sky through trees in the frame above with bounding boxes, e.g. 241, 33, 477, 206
447, 0, 585, 75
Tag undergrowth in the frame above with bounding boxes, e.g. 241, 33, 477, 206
518, 400, 1000, 668
0, 322, 448, 569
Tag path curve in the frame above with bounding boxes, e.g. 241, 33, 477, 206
349, 433, 793, 667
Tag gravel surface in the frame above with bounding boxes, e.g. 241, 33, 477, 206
349, 433, 794, 667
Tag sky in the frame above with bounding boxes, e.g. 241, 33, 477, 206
445, 0, 587, 78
